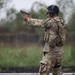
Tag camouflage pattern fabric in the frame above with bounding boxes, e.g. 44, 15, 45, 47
39, 46, 63, 75
27, 17, 65, 75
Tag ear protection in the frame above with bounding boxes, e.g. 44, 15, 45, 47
49, 5, 55, 17
47, 5, 59, 17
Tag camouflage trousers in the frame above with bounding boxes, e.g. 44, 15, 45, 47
39, 45, 63, 75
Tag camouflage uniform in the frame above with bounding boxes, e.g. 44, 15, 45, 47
27, 17, 65, 75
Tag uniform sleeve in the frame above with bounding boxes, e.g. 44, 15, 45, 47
27, 18, 44, 27
27, 18, 51, 27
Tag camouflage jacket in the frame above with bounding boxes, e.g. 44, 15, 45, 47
27, 17, 65, 48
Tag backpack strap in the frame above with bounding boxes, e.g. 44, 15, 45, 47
52, 18, 60, 35
53, 18, 63, 42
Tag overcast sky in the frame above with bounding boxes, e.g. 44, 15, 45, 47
1, 0, 75, 22
0, 0, 57, 20
10, 0, 75, 23
11, 0, 56, 11
0, 0, 55, 20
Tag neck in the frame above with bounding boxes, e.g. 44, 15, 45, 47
49, 15, 58, 18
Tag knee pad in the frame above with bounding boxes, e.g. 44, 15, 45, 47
39, 61, 47, 73
53, 63, 61, 68
39, 60, 51, 74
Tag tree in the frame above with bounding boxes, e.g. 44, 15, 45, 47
0, 0, 3, 9
66, 11, 75, 65
68, 12, 75, 43
56, 0, 75, 23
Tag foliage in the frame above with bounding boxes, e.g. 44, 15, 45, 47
67, 13, 75, 65
67, 12, 75, 43
0, 0, 11, 9
62, 45, 73, 66
0, 44, 43, 67
71, 46, 75, 65
0, 0, 75, 68
57, 0, 75, 23
0, 0, 4, 9
0, 45, 74, 67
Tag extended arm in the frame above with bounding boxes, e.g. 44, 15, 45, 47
23, 14, 44, 27
23, 14, 51, 27
27, 18, 44, 27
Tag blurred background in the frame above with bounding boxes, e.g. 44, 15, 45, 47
0, 0, 75, 73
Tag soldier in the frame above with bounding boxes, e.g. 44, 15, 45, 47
23, 5, 66, 75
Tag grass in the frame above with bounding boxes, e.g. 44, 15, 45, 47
0, 44, 75, 67
0, 44, 43, 67
62, 45, 72, 66
62, 45, 75, 66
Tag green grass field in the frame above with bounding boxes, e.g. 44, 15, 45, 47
64, 45, 75, 66
0, 44, 75, 67
0, 44, 43, 67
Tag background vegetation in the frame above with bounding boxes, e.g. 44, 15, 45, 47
0, 0, 75, 72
